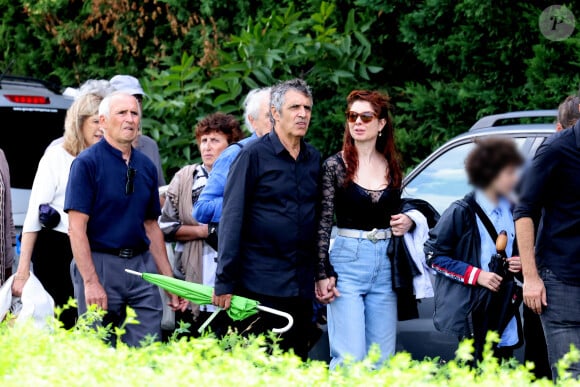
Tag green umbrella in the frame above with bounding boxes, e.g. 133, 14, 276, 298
125, 270, 293, 333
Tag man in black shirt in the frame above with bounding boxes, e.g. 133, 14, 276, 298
515, 120, 580, 380
213, 79, 320, 359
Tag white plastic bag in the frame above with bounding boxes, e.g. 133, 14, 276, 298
0, 272, 55, 329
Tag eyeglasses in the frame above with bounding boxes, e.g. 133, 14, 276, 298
346, 111, 377, 123
126, 167, 136, 195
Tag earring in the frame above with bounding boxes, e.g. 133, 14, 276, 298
378, 131, 383, 137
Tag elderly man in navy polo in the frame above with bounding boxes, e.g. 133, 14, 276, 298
65, 92, 186, 346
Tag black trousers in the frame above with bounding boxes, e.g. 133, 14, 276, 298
235, 288, 314, 361
31, 228, 76, 329
523, 305, 552, 379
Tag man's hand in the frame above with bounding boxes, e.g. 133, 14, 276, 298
84, 281, 108, 310
507, 256, 522, 273
524, 275, 547, 314
315, 277, 340, 304
390, 213, 414, 236
167, 293, 188, 312
11, 272, 30, 297
477, 271, 503, 292
212, 292, 232, 310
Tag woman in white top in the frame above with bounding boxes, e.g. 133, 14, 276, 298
12, 92, 104, 328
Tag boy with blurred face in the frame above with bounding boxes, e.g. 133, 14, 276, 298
426, 138, 525, 360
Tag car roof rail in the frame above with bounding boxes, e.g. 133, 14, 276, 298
469, 110, 557, 131
0, 74, 63, 95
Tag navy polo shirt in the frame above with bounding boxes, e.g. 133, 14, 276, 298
64, 138, 161, 251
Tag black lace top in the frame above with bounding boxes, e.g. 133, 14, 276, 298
316, 153, 401, 280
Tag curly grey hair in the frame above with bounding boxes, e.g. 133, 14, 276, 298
269, 79, 312, 124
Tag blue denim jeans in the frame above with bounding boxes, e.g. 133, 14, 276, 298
540, 268, 580, 380
327, 235, 397, 369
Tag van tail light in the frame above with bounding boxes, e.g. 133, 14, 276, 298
4, 95, 50, 104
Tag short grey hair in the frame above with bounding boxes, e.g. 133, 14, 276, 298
76, 79, 114, 100
98, 91, 141, 118
270, 79, 313, 123
243, 87, 271, 132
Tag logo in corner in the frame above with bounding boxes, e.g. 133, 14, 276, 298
539, 5, 576, 41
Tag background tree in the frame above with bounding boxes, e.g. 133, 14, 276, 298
1, 0, 578, 177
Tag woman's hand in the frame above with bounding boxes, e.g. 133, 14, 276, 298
390, 213, 414, 236
507, 256, 522, 273
11, 272, 30, 297
316, 277, 340, 304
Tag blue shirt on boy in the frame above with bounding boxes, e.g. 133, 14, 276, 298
474, 190, 518, 347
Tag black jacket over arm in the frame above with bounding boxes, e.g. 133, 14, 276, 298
387, 198, 440, 321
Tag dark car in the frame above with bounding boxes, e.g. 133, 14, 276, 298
310, 110, 557, 362
0, 75, 72, 227
397, 110, 557, 360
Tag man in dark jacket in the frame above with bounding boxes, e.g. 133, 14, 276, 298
212, 79, 319, 360
515, 119, 580, 380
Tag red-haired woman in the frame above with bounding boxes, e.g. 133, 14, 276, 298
316, 90, 413, 368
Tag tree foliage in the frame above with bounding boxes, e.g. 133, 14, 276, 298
141, 3, 380, 174
1, 0, 579, 175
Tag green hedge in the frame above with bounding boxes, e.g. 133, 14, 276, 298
0, 310, 578, 386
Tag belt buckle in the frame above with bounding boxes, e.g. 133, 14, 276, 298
119, 249, 133, 258
367, 228, 379, 244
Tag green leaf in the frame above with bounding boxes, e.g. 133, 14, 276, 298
345, 10, 355, 34
207, 78, 229, 92
333, 70, 354, 78
213, 93, 235, 107
252, 68, 271, 85
359, 65, 369, 80
353, 31, 371, 51
220, 62, 250, 72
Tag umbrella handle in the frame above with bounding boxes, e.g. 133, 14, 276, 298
125, 269, 143, 277
197, 308, 222, 334
256, 305, 294, 334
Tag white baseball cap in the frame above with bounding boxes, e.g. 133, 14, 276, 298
109, 75, 145, 96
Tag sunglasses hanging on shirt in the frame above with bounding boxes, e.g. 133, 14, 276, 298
126, 167, 136, 195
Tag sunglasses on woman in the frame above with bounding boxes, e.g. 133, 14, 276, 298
346, 111, 377, 123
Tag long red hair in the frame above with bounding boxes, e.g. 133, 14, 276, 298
342, 90, 402, 188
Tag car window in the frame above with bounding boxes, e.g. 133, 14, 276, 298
0, 107, 66, 189
402, 138, 527, 214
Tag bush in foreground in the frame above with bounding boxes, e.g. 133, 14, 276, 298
0, 311, 578, 386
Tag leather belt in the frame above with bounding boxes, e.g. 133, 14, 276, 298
93, 247, 148, 259
337, 228, 392, 243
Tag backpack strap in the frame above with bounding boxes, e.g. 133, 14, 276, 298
464, 193, 498, 242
